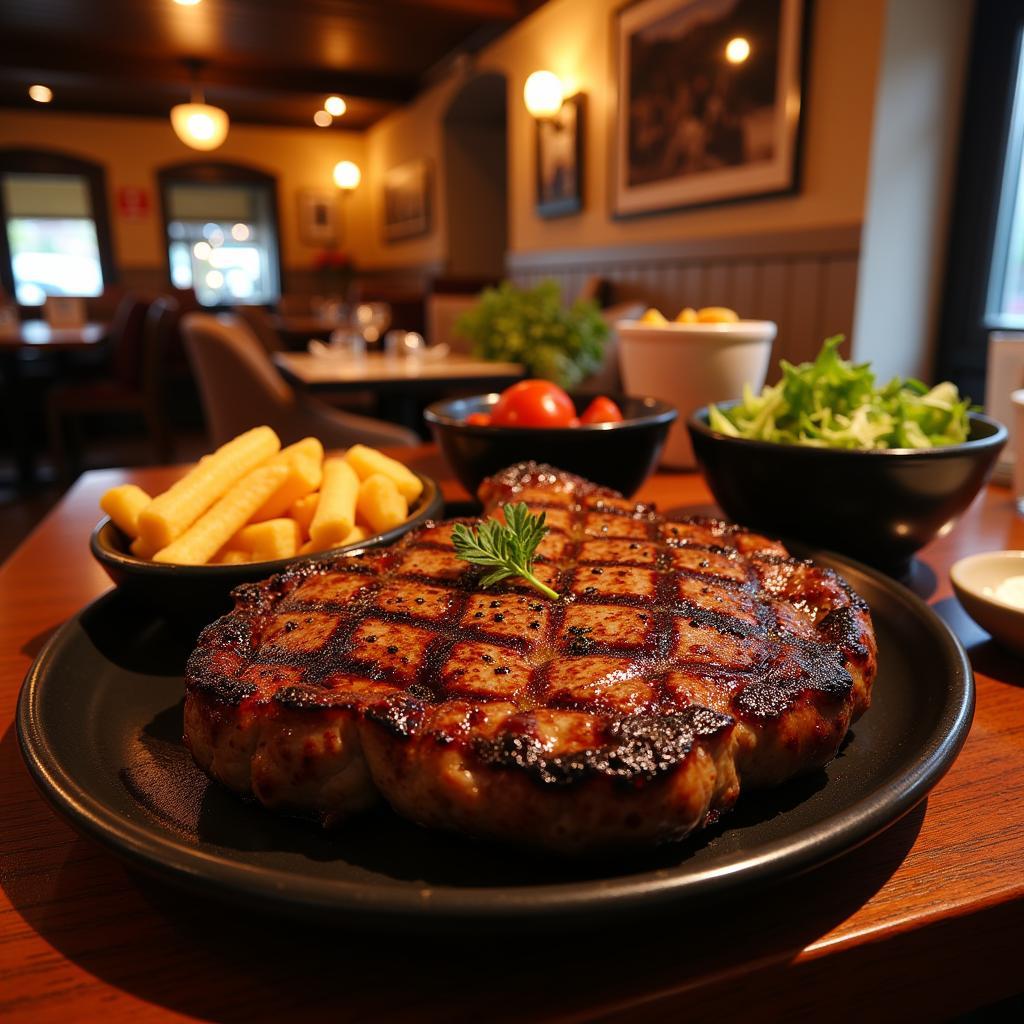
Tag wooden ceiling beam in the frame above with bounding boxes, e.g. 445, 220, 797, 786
0, 42, 419, 104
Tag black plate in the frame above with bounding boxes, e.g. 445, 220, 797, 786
17, 549, 972, 927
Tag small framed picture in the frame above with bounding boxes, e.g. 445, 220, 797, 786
536, 94, 585, 218
612, 0, 807, 217
297, 189, 338, 246
383, 159, 432, 242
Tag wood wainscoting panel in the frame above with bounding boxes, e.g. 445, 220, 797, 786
506, 225, 862, 373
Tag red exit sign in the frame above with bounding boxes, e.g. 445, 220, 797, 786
116, 185, 151, 219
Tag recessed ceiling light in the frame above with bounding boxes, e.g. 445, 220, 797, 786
324, 95, 346, 117
28, 84, 53, 103
313, 109, 333, 128
174, 1, 203, 7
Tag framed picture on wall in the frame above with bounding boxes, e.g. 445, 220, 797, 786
612, 0, 807, 217
297, 189, 338, 246
383, 158, 431, 242
536, 93, 585, 218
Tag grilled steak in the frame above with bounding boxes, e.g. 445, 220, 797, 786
185, 462, 876, 852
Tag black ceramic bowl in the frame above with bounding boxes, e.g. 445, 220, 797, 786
90, 471, 443, 621
424, 393, 677, 498
688, 404, 1007, 573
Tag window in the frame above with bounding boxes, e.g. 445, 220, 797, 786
158, 163, 281, 307
987, 36, 1024, 326
0, 151, 114, 305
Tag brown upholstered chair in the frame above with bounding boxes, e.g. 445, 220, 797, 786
232, 304, 285, 355
48, 292, 175, 479
180, 313, 418, 449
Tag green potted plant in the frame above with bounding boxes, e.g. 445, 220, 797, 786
455, 280, 608, 390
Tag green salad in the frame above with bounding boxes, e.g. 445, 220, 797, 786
708, 336, 974, 450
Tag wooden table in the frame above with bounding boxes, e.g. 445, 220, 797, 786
0, 321, 109, 485
275, 351, 524, 395
1, 449, 1023, 1022
0, 321, 108, 351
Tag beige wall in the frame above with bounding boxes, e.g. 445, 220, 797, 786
852, 0, 974, 379
0, 0, 890, 278
0, 110, 369, 273
364, 0, 887, 268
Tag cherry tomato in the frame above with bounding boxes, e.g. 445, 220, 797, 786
465, 412, 492, 426
579, 396, 624, 425
489, 380, 576, 428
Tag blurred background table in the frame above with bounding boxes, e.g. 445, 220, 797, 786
0, 321, 110, 484
275, 352, 525, 432
1, 451, 1023, 1021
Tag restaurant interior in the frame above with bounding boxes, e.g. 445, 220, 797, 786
1, 0, 1023, 1020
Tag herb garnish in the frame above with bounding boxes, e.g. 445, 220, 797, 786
451, 503, 559, 600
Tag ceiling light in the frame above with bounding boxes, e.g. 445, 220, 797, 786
171, 103, 229, 150
324, 95, 347, 117
174, 1, 203, 7
333, 160, 361, 191
313, 109, 333, 128
523, 71, 564, 118
28, 84, 53, 103
171, 60, 229, 151
725, 37, 751, 64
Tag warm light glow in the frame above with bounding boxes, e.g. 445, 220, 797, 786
192, 241, 211, 260
333, 160, 361, 190
523, 70, 564, 118
324, 95, 347, 117
231, 222, 250, 241
313, 109, 333, 127
28, 84, 53, 103
725, 36, 751, 64
170, 102, 229, 151
174, 1, 203, 6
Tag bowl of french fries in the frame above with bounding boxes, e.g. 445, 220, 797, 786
90, 426, 442, 617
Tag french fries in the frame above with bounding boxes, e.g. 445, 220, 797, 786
343, 444, 423, 503
309, 458, 360, 549
99, 429, 420, 566
100, 484, 151, 537
356, 474, 408, 534
138, 426, 280, 549
153, 463, 289, 565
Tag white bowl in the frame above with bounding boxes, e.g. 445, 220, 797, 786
950, 550, 1024, 657
616, 319, 777, 468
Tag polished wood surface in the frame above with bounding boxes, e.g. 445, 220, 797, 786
0, 320, 107, 350
1, 448, 1023, 1022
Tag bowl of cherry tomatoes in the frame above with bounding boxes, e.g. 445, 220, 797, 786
424, 380, 677, 497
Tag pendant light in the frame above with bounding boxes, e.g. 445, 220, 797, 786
171, 60, 229, 151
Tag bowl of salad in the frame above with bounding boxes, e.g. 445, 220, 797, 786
425, 380, 677, 497
687, 337, 1007, 572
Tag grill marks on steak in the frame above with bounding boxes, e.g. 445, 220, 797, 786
184, 462, 876, 851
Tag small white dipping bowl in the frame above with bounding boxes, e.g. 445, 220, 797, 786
950, 550, 1024, 657
616, 319, 777, 468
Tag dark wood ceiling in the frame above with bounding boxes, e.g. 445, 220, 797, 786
0, 0, 543, 131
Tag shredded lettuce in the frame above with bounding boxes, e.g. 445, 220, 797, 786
707, 336, 974, 450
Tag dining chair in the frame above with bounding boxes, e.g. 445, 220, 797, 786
180, 313, 419, 449
232, 305, 285, 355
47, 292, 166, 480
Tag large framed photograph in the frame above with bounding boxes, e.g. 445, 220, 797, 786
297, 189, 338, 246
536, 93, 585, 218
383, 158, 431, 242
612, 0, 806, 217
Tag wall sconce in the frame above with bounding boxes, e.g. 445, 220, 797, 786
171, 60, 229, 151
523, 71, 564, 119
333, 160, 361, 191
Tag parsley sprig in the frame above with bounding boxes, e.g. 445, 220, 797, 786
451, 503, 559, 600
